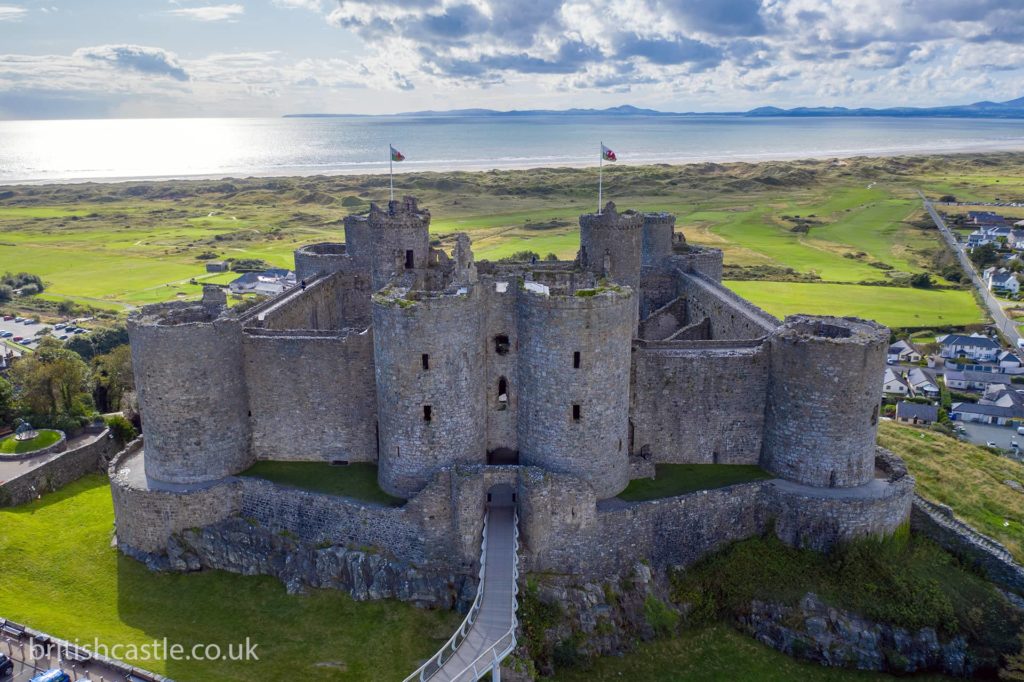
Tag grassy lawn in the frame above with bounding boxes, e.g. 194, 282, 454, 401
878, 421, 1024, 562
725, 281, 984, 328
618, 464, 772, 502
0, 429, 61, 454
239, 461, 404, 507
553, 624, 948, 682
0, 475, 458, 681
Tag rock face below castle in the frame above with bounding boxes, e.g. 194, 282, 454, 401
111, 197, 913, 589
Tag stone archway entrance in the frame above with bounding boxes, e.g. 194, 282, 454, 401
487, 482, 516, 508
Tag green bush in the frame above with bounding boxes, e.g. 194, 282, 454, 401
644, 596, 680, 637
105, 415, 137, 443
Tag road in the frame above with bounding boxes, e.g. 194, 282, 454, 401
919, 190, 1021, 348
1, 629, 140, 682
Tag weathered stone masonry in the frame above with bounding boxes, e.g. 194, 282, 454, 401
111, 196, 915, 598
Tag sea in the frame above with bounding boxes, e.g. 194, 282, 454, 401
1, 114, 1023, 185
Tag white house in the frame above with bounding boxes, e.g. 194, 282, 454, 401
887, 339, 922, 364
937, 333, 1001, 362
985, 267, 1020, 294
906, 367, 940, 397
882, 367, 910, 396
944, 369, 1013, 392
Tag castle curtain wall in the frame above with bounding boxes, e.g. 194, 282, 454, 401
243, 329, 378, 462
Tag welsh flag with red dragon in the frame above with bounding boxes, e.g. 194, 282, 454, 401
601, 143, 616, 161
390, 145, 405, 162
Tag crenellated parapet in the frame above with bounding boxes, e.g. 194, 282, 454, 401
344, 196, 432, 289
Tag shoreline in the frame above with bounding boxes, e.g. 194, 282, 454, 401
4, 141, 1024, 188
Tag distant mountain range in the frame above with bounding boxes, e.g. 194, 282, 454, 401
286, 98, 1024, 119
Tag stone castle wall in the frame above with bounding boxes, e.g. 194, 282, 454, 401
129, 310, 253, 484
254, 271, 372, 331
373, 289, 487, 497
0, 430, 117, 507
517, 288, 633, 499
638, 296, 687, 341
480, 279, 520, 455
243, 328, 377, 462
630, 340, 768, 463
679, 272, 779, 340
763, 316, 889, 488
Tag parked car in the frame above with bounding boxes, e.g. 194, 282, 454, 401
0, 652, 13, 677
987, 441, 998, 448
0, 331, 12, 338
73, 328, 86, 334
30, 670, 71, 682
54, 323, 66, 330
13, 317, 24, 323
2, 314, 12, 321
13, 336, 23, 342
58, 335, 68, 340
1017, 426, 1024, 435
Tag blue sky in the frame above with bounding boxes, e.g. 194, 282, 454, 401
0, 0, 1022, 119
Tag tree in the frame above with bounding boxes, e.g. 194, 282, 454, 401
543, 253, 559, 261
93, 345, 134, 412
0, 375, 17, 427
939, 194, 957, 203
909, 272, 933, 289
970, 243, 1000, 268
65, 325, 129, 361
9, 337, 92, 420
497, 250, 541, 263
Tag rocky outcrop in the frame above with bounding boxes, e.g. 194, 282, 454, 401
740, 593, 972, 676
127, 515, 473, 610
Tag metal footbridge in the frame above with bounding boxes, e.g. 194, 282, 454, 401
404, 495, 520, 682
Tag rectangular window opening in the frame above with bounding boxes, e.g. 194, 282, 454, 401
573, 351, 581, 369
405, 249, 415, 269
572, 404, 581, 421
423, 405, 433, 422
422, 353, 430, 370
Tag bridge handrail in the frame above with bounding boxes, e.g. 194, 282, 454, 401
447, 511, 521, 682
403, 512, 491, 682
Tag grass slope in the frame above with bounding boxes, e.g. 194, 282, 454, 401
553, 625, 948, 682
726, 281, 984, 328
879, 421, 1024, 562
618, 464, 772, 502
239, 462, 404, 507
0, 475, 457, 681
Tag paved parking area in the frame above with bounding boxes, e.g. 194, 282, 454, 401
956, 422, 1024, 463
2, 632, 128, 682
0, 318, 90, 354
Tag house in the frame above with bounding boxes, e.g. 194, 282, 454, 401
882, 367, 910, 396
1009, 229, 1024, 251
944, 369, 1014, 392
895, 401, 939, 425
968, 211, 1009, 228
906, 367, 940, 397
999, 350, 1024, 374
950, 389, 1024, 425
887, 339, 922, 364
937, 333, 1001, 362
984, 267, 1020, 294
205, 261, 229, 273
228, 269, 297, 296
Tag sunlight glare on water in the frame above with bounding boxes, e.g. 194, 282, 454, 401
1, 115, 1023, 184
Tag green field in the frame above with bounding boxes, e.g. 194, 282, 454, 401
618, 464, 772, 501
725, 281, 985, 328
1, 153, 1020, 327
0, 429, 61, 454
239, 461, 404, 506
0, 475, 458, 681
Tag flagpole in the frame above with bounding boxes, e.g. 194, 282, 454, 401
598, 141, 603, 214
389, 144, 394, 202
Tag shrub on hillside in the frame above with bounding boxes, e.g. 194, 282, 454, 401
105, 414, 137, 443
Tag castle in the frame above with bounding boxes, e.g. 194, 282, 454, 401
110, 197, 913, 586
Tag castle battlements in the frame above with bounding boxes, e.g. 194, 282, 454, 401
112, 195, 913, 592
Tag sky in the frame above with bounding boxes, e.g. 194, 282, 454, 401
0, 0, 1022, 119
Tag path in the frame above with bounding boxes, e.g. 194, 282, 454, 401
919, 191, 1021, 347
405, 494, 519, 682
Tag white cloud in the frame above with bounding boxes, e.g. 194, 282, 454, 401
0, 5, 27, 21
166, 4, 244, 22
273, 0, 323, 10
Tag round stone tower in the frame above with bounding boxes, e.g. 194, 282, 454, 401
761, 315, 889, 488
372, 288, 486, 497
516, 285, 633, 498
294, 243, 356, 281
344, 196, 431, 291
579, 203, 643, 329
641, 212, 676, 266
128, 300, 252, 484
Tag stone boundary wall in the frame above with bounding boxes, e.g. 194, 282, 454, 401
0, 430, 66, 461
911, 494, 1024, 593
678, 271, 779, 339
668, 247, 724, 282
630, 343, 769, 464
0, 616, 171, 682
0, 430, 117, 507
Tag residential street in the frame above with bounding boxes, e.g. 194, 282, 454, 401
920, 191, 1021, 347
